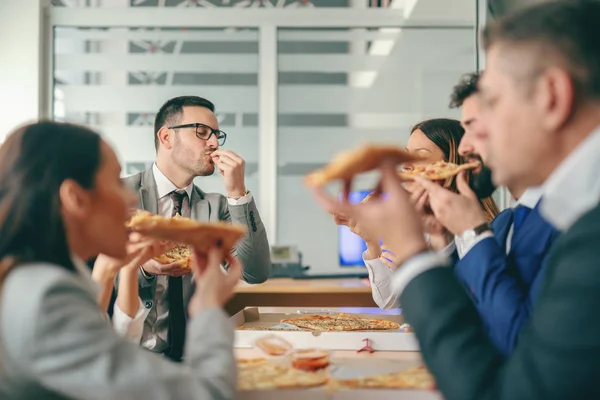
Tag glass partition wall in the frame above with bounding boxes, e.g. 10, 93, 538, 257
50, 0, 482, 272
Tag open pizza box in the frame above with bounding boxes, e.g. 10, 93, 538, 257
231, 307, 420, 352
236, 355, 442, 400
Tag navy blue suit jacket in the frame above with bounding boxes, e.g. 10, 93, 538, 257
453, 202, 559, 354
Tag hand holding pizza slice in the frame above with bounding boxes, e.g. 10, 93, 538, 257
307, 151, 428, 267
126, 210, 247, 270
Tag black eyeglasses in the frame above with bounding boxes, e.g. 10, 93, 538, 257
168, 123, 227, 146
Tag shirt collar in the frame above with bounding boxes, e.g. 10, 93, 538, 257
540, 125, 600, 231
515, 187, 543, 209
152, 163, 194, 200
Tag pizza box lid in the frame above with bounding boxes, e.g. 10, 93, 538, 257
232, 307, 420, 352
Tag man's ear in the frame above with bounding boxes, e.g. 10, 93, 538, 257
59, 179, 91, 219
157, 126, 174, 150
537, 67, 575, 133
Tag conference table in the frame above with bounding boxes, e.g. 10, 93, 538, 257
225, 278, 377, 316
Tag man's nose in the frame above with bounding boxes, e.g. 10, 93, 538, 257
207, 133, 219, 148
458, 137, 473, 157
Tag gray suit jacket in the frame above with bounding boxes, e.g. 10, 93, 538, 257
122, 169, 271, 308
0, 263, 236, 400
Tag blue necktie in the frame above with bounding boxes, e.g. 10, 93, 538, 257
513, 205, 532, 235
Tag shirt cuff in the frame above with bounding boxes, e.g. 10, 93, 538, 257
439, 239, 456, 258
391, 251, 449, 296
112, 297, 150, 343
227, 192, 253, 206
363, 251, 391, 284
456, 232, 494, 259
363, 251, 398, 309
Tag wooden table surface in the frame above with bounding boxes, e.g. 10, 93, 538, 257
226, 278, 377, 315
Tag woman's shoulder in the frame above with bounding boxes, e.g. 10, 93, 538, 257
3, 262, 81, 300
1, 263, 89, 348
0, 263, 85, 328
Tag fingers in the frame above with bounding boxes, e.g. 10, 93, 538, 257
413, 176, 447, 198
341, 180, 352, 203
212, 150, 244, 164
409, 185, 426, 204
224, 256, 243, 286
214, 155, 238, 169
333, 214, 349, 226
379, 163, 406, 196
456, 171, 478, 200
308, 185, 352, 216
380, 256, 396, 269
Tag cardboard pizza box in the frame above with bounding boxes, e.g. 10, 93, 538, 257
232, 307, 420, 352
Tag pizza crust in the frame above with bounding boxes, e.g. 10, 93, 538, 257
126, 210, 247, 255
305, 145, 419, 187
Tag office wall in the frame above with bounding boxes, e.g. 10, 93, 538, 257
51, 1, 478, 273
0, 0, 47, 140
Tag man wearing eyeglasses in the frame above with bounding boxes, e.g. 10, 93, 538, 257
117, 95, 271, 361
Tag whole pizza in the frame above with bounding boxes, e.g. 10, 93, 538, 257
280, 313, 400, 332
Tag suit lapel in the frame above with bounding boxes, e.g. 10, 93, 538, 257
492, 208, 514, 247
190, 186, 211, 222
140, 169, 159, 214
511, 203, 544, 251
184, 186, 211, 307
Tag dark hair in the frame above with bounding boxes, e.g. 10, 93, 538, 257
410, 118, 499, 221
411, 118, 464, 172
482, 0, 600, 102
153, 96, 215, 150
449, 72, 480, 108
0, 121, 102, 283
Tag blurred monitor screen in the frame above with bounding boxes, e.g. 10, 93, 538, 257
338, 190, 372, 267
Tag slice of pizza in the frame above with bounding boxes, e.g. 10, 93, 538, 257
332, 365, 436, 390
399, 160, 480, 181
305, 145, 420, 187
126, 210, 247, 255
153, 245, 192, 268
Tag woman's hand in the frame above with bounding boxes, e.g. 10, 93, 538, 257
333, 212, 379, 244
92, 233, 173, 283
311, 162, 428, 266
188, 247, 242, 316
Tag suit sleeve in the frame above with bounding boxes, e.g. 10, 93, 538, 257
220, 195, 271, 283
454, 236, 535, 354
12, 272, 236, 400
400, 218, 600, 400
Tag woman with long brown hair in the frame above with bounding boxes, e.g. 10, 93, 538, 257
335, 118, 499, 309
0, 122, 240, 399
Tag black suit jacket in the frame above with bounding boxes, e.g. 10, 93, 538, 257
401, 202, 600, 400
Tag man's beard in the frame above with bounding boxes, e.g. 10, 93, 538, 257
466, 154, 497, 199
172, 138, 215, 177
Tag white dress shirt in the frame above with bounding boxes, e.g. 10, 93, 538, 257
71, 256, 147, 343
363, 240, 456, 309
392, 125, 600, 298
